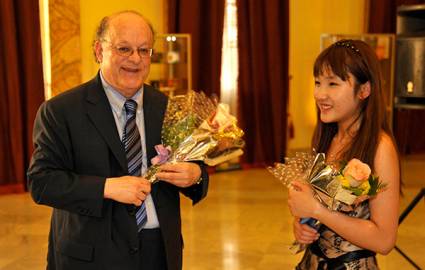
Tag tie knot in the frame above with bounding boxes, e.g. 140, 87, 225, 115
124, 99, 138, 116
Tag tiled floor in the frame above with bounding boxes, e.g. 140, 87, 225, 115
0, 156, 423, 269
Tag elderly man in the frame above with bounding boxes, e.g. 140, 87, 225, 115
28, 11, 208, 270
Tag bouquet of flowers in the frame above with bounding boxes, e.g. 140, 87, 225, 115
144, 90, 245, 183
334, 158, 385, 205
268, 152, 386, 253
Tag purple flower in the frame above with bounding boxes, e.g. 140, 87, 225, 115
151, 144, 171, 165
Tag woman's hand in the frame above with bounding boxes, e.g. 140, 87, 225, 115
293, 217, 320, 244
287, 180, 323, 219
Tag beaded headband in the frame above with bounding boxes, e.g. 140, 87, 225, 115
335, 41, 361, 54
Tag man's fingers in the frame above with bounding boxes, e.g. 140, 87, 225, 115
155, 162, 201, 188
158, 163, 180, 172
155, 171, 176, 180
156, 171, 188, 182
138, 184, 151, 194
133, 198, 142, 206
133, 177, 151, 193
135, 190, 146, 201
159, 177, 192, 187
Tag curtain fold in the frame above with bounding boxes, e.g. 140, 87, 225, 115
236, 0, 289, 165
167, 0, 225, 97
368, 0, 425, 33
368, 0, 425, 154
0, 0, 45, 191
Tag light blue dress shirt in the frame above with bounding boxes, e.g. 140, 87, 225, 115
100, 72, 160, 229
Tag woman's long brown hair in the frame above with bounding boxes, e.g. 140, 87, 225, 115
311, 39, 395, 171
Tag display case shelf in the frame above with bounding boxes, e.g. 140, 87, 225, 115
148, 34, 192, 96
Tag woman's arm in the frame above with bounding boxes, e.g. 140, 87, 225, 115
288, 133, 400, 254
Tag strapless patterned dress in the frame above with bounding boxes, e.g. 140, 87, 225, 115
296, 201, 378, 270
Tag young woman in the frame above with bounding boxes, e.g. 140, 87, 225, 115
288, 40, 400, 270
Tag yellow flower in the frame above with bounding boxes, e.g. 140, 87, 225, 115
359, 180, 371, 195
338, 175, 350, 188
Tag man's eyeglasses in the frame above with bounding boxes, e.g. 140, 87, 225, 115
103, 41, 153, 58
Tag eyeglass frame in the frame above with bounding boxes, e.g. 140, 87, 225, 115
101, 40, 153, 58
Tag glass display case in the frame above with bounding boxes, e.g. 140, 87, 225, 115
148, 34, 192, 96
320, 34, 396, 127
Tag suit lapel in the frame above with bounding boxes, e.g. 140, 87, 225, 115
143, 85, 167, 199
143, 85, 165, 166
85, 75, 128, 173
83, 79, 166, 182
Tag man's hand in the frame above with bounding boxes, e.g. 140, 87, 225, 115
104, 176, 151, 206
155, 162, 202, 187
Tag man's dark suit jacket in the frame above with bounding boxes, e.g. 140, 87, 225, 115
27, 74, 209, 270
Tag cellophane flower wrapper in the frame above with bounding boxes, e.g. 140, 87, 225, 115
267, 152, 386, 254
144, 90, 245, 183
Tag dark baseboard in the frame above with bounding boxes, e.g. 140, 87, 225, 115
0, 184, 25, 195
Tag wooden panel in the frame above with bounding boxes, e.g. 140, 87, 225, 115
49, 0, 81, 97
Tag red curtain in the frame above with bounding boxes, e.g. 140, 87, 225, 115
0, 0, 45, 192
368, 0, 425, 33
236, 0, 290, 165
167, 0, 225, 97
368, 0, 425, 154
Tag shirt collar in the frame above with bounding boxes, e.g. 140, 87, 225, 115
100, 71, 144, 116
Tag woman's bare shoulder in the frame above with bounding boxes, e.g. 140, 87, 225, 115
376, 132, 398, 158
374, 131, 399, 184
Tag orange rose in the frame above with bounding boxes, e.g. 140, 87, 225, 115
342, 159, 371, 187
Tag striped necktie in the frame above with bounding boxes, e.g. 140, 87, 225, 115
123, 99, 147, 231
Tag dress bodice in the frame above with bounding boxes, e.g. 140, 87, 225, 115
296, 201, 379, 270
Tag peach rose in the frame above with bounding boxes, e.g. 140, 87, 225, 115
342, 159, 371, 187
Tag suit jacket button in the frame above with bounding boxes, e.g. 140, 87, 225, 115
127, 205, 136, 216
129, 247, 139, 254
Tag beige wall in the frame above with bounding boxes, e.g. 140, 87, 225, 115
288, 0, 367, 150
79, 0, 165, 82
